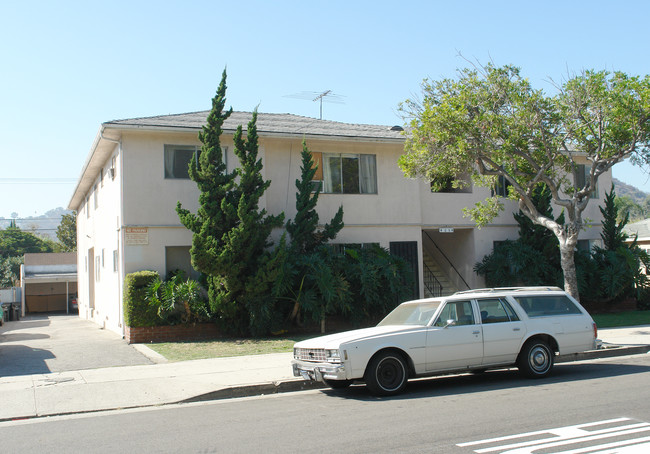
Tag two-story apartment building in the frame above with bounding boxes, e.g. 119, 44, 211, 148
68, 111, 608, 336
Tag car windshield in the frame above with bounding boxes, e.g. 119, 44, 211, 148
377, 301, 442, 326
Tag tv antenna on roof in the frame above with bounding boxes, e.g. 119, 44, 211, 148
284, 90, 345, 120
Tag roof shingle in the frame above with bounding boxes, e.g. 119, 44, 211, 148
104, 111, 405, 141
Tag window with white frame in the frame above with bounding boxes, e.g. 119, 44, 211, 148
164, 145, 228, 179
311, 152, 377, 194
164, 145, 198, 179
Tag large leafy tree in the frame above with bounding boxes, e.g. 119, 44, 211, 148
475, 185, 564, 287
1, 226, 54, 287
614, 195, 645, 222
0, 256, 23, 287
177, 69, 284, 333
0, 226, 54, 258
400, 64, 650, 300
56, 212, 77, 252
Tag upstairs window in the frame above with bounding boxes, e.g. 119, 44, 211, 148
430, 174, 472, 193
164, 145, 199, 179
93, 185, 99, 209
316, 153, 377, 194
492, 175, 512, 198
164, 145, 227, 179
575, 164, 599, 199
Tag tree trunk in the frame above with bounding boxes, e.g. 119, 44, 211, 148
559, 239, 580, 302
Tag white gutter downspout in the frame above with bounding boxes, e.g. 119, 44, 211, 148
100, 129, 126, 338
20, 264, 25, 317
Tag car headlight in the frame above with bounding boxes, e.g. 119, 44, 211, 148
326, 349, 341, 363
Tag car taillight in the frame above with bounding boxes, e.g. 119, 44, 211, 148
592, 322, 598, 339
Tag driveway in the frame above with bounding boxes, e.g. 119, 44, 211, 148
0, 314, 153, 376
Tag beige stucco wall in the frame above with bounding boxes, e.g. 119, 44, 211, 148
76, 142, 123, 333
73, 126, 613, 335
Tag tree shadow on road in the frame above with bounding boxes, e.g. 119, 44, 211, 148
0, 344, 55, 376
0, 333, 49, 342
320, 360, 650, 401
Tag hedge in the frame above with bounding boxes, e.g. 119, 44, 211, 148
123, 270, 162, 327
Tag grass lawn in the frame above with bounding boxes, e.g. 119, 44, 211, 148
146, 335, 315, 362
144, 311, 650, 361
592, 310, 650, 328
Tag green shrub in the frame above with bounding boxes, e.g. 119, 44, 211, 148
123, 270, 162, 327
145, 274, 211, 325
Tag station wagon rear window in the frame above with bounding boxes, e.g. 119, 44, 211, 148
514, 295, 582, 317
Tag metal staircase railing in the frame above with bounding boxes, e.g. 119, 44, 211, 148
423, 230, 471, 290
423, 262, 443, 297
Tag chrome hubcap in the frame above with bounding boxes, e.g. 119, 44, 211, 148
530, 346, 549, 372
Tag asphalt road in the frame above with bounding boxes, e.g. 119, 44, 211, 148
2, 354, 649, 453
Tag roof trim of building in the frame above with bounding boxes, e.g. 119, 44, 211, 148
68, 111, 405, 211
101, 122, 406, 143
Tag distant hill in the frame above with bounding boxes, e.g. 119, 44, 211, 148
0, 207, 73, 240
613, 178, 648, 203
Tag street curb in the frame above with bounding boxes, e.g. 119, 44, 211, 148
2, 344, 647, 423
178, 378, 326, 404
181, 344, 650, 404
556, 344, 650, 363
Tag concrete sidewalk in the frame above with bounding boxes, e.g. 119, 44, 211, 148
1, 326, 649, 421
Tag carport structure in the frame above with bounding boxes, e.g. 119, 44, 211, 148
20, 253, 77, 316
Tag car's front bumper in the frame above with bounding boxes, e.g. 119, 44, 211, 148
292, 360, 347, 382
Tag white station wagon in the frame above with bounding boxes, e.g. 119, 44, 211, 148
292, 287, 599, 396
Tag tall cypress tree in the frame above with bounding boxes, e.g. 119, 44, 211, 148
176, 69, 237, 277
600, 184, 629, 251
279, 141, 345, 325
213, 111, 285, 331
177, 70, 283, 333
286, 140, 343, 253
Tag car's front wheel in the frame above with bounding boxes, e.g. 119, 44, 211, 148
518, 339, 554, 378
365, 351, 408, 396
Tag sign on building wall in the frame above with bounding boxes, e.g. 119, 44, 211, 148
125, 227, 149, 245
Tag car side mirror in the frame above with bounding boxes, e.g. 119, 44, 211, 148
444, 319, 456, 328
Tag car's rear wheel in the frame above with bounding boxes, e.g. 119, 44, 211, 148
518, 339, 554, 378
365, 351, 408, 396
323, 379, 351, 389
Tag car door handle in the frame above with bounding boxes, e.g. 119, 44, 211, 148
472, 330, 480, 335
513, 328, 521, 331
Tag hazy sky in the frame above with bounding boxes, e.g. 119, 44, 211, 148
2, 0, 650, 219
